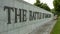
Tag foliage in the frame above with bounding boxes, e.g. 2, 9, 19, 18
34, 0, 41, 7
51, 9, 56, 14
34, 0, 50, 11
53, 0, 60, 15
40, 3, 50, 11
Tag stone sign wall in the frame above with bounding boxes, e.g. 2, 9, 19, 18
0, 0, 53, 34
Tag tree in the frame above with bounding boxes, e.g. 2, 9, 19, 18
40, 3, 50, 11
34, 0, 50, 11
53, 0, 60, 15
34, 0, 41, 7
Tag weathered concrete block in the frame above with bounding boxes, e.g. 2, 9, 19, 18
0, 0, 54, 34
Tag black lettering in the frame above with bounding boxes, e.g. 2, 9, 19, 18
15, 8, 22, 23
4, 6, 14, 24
29, 11, 33, 21
33, 12, 36, 20
23, 9, 27, 22
15, 8, 17, 23
19, 9, 21, 22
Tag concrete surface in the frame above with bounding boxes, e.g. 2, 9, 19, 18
0, 0, 54, 34
29, 20, 57, 34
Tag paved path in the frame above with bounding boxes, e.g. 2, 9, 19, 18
30, 20, 57, 34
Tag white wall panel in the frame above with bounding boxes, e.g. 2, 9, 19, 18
0, 0, 54, 34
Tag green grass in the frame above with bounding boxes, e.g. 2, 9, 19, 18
51, 18, 60, 34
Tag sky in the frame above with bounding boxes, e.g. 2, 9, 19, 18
24, 0, 54, 9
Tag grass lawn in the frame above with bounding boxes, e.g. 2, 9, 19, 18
51, 18, 60, 34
